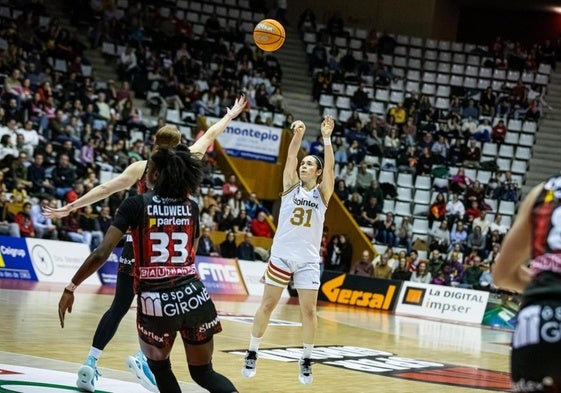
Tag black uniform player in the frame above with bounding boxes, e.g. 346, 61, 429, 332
494, 175, 561, 392
59, 147, 238, 393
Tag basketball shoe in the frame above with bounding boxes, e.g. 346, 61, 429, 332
298, 358, 313, 385
241, 350, 258, 378
76, 356, 100, 392
126, 350, 159, 392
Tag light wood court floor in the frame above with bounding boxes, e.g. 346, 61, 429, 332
0, 280, 513, 393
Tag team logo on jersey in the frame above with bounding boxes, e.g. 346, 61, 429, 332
513, 304, 561, 348
140, 283, 210, 317
293, 197, 318, 209
224, 345, 510, 391
146, 204, 193, 226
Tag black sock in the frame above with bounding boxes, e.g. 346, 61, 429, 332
147, 358, 181, 393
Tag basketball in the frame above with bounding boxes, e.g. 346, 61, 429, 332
253, 19, 286, 52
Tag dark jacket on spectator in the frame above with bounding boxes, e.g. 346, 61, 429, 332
220, 239, 238, 259
196, 235, 218, 256
392, 269, 412, 281
237, 241, 255, 260
51, 165, 76, 188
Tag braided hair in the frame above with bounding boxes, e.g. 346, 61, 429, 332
149, 145, 204, 199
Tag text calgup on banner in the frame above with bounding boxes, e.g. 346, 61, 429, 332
0, 236, 37, 281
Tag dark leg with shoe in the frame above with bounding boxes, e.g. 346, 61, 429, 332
77, 271, 135, 392
92, 272, 135, 350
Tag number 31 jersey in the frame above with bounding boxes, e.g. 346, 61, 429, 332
270, 182, 328, 263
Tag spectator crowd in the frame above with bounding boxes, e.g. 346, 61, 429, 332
0, 0, 282, 255
0, 1, 555, 287
297, 8, 559, 288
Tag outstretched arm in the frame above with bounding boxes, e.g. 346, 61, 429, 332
189, 95, 248, 156
43, 160, 147, 218
283, 120, 306, 191
318, 115, 335, 202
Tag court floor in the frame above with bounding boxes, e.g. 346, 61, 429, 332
0, 280, 513, 392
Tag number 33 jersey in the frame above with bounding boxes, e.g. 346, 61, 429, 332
271, 182, 328, 263
113, 192, 200, 292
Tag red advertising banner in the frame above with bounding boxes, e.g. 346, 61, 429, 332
195, 256, 247, 295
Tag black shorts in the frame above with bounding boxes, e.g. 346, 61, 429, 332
511, 299, 561, 392
136, 279, 222, 349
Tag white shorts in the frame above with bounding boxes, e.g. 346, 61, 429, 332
265, 256, 321, 290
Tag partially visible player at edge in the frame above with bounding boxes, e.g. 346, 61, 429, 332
493, 175, 561, 392
58, 146, 238, 393
241, 115, 335, 385
46, 95, 247, 392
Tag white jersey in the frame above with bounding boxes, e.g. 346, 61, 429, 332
270, 182, 328, 263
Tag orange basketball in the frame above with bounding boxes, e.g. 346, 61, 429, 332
253, 19, 286, 52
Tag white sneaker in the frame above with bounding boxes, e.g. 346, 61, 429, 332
298, 358, 313, 385
126, 350, 159, 392
241, 350, 258, 378
76, 356, 100, 392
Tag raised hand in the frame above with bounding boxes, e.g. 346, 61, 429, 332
321, 115, 334, 138
226, 95, 248, 120
290, 120, 306, 136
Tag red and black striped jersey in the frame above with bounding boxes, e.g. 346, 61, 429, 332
113, 192, 200, 292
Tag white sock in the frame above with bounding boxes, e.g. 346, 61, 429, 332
302, 343, 314, 359
249, 335, 262, 352
88, 347, 102, 361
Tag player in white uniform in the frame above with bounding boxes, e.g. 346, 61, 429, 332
242, 115, 335, 385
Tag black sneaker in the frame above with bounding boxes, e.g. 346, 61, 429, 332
298, 358, 313, 385
241, 350, 258, 378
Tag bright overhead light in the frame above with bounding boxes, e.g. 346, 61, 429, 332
552, 6, 561, 13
